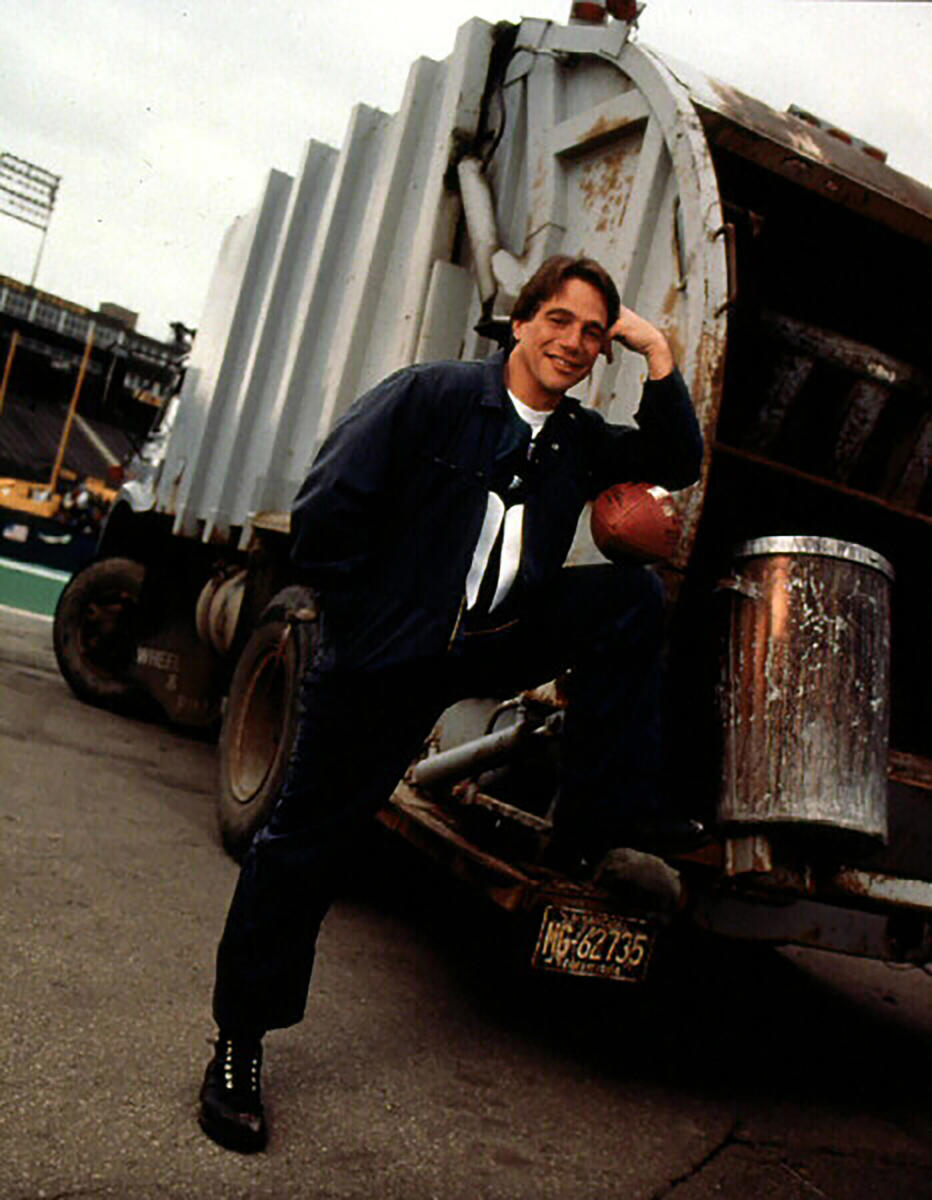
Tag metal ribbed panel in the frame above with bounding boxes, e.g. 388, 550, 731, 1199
311, 55, 449, 447
202, 141, 338, 541
214, 16, 491, 535
159, 169, 293, 535
255, 103, 392, 529
166, 18, 495, 543
314, 20, 494, 451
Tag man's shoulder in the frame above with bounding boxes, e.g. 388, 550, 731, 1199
381, 353, 504, 411
405, 355, 495, 388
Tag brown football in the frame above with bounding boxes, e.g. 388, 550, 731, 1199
590, 481, 681, 564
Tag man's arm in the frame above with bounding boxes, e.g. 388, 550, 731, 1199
603, 305, 674, 380
289, 368, 416, 590
587, 306, 703, 493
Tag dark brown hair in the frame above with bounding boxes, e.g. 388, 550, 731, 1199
510, 255, 620, 328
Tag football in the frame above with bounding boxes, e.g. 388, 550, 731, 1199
590, 481, 681, 564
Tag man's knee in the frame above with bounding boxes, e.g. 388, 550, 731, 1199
610, 561, 664, 606
592, 562, 665, 644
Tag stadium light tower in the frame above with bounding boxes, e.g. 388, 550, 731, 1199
0, 152, 61, 287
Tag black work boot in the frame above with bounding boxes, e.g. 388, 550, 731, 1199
198, 1033, 267, 1153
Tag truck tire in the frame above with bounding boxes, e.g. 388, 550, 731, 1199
217, 587, 318, 860
53, 556, 147, 712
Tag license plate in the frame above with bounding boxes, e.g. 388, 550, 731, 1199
532, 905, 657, 982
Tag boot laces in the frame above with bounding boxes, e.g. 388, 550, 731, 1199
219, 1036, 261, 1099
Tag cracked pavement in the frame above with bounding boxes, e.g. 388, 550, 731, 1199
2, 606, 931, 1199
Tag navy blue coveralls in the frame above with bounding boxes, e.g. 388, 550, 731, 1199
213, 350, 702, 1034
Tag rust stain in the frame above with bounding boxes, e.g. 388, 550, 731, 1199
658, 295, 686, 370
575, 105, 647, 153
587, 115, 612, 138
696, 77, 932, 239
578, 145, 637, 230
675, 321, 728, 571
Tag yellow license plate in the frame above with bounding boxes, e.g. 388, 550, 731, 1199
532, 905, 656, 982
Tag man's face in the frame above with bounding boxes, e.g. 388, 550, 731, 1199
507, 277, 608, 410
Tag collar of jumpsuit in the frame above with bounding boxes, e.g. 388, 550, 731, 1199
465, 391, 550, 617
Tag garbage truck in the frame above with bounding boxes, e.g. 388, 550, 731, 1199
53, 4, 932, 983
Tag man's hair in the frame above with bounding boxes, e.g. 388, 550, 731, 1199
510, 255, 620, 328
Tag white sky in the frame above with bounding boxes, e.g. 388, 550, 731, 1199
1, 0, 929, 340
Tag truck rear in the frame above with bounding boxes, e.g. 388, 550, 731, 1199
53, 6, 932, 980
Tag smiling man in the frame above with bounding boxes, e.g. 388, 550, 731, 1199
198, 255, 704, 1153
508, 266, 674, 403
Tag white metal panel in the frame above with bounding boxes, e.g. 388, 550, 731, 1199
240, 18, 494, 529
360, 19, 495, 388
313, 18, 495, 451
159, 169, 293, 536
312, 55, 448, 444
200, 141, 338, 541
154, 210, 259, 520
254, 103, 392, 526
414, 260, 476, 363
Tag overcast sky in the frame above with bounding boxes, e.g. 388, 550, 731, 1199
1, 1, 929, 340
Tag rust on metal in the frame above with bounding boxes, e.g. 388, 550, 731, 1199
832, 379, 889, 482
521, 677, 569, 709
251, 510, 291, 535
761, 310, 930, 393
679, 72, 932, 244
723, 834, 773, 877
720, 538, 892, 845
384, 781, 668, 920
674, 318, 727, 571
578, 144, 639, 230
890, 415, 932, 510
889, 750, 932, 793
451, 781, 553, 833
741, 353, 815, 452
787, 104, 888, 164
380, 782, 533, 912
831, 870, 932, 915
713, 442, 932, 531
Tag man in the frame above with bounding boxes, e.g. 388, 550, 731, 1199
198, 255, 703, 1153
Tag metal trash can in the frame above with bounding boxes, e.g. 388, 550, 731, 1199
719, 536, 893, 849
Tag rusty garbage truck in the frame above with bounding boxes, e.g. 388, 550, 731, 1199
53, 7, 932, 984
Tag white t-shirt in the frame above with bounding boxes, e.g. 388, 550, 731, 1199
465, 392, 551, 614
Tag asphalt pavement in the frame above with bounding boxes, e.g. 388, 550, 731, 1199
2, 604, 932, 1199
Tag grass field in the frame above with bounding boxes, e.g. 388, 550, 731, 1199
0, 557, 70, 618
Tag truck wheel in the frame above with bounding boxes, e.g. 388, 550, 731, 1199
217, 588, 318, 861
53, 557, 146, 711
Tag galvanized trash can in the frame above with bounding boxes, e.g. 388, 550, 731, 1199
719, 536, 893, 850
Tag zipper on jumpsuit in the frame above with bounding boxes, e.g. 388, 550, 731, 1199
446, 595, 466, 651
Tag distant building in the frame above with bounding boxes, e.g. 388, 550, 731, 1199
0, 273, 190, 482
98, 301, 139, 330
